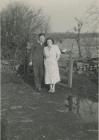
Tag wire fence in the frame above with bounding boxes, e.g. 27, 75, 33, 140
1, 57, 98, 82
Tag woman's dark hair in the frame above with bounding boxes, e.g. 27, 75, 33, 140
44, 37, 55, 46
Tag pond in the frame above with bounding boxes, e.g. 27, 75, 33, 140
64, 95, 98, 123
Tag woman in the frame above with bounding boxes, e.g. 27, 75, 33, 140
44, 38, 61, 93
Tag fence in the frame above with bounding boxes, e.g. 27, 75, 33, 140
58, 54, 98, 89
1, 56, 98, 87
1, 60, 18, 73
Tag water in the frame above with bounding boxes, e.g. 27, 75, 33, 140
65, 95, 98, 123
79, 98, 98, 122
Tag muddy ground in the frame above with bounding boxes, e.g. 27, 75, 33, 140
1, 72, 98, 140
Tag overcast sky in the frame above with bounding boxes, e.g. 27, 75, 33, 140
0, 0, 99, 32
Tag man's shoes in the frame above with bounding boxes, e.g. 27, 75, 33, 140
35, 87, 42, 92
38, 87, 42, 92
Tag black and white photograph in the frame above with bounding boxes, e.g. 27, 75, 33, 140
0, 0, 99, 140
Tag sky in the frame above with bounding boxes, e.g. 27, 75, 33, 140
0, 0, 99, 32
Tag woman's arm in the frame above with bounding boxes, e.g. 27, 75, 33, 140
44, 47, 50, 58
56, 45, 61, 61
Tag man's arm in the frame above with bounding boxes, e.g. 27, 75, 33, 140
29, 42, 37, 65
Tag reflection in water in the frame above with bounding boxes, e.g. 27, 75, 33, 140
66, 95, 98, 122
79, 99, 98, 122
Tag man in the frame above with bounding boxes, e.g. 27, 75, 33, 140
29, 33, 45, 91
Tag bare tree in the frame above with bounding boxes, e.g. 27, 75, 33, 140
1, 1, 50, 62
74, 17, 83, 58
85, 3, 99, 32
82, 3, 99, 58
73, 2, 99, 58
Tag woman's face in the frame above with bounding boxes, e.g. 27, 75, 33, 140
47, 39, 53, 46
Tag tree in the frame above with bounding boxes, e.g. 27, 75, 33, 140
1, 1, 50, 62
85, 3, 99, 32
74, 17, 83, 58
82, 3, 99, 58
73, 3, 99, 59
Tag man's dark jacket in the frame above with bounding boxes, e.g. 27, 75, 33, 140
30, 40, 44, 89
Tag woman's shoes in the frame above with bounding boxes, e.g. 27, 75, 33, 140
48, 89, 52, 93
48, 88, 55, 94
52, 88, 55, 93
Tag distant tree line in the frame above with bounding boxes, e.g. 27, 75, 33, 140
49, 32, 99, 41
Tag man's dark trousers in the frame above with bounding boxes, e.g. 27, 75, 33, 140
31, 41, 44, 90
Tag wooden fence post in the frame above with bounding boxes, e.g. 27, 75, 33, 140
68, 41, 74, 88
67, 41, 74, 111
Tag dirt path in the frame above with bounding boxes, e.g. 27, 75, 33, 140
1, 72, 98, 140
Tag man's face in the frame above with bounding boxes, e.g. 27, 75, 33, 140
39, 35, 45, 43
